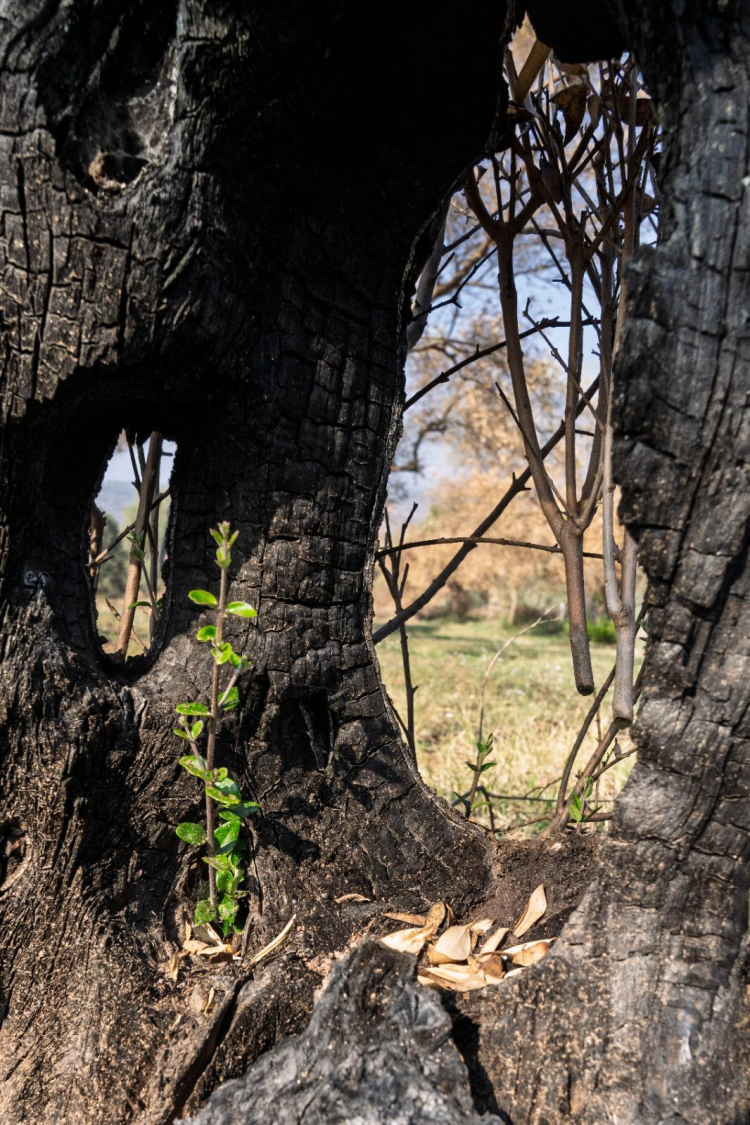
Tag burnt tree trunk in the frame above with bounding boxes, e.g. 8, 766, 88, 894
463, 4, 750, 1123
190, 5, 750, 1123
0, 4, 510, 1120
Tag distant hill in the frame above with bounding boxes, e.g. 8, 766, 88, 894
97, 480, 135, 525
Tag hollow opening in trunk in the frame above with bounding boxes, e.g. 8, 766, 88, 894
87, 429, 175, 659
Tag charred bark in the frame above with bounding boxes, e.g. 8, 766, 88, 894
190, 5, 750, 1124
184, 941, 500, 1125
470, 4, 750, 1123
0, 4, 508, 1120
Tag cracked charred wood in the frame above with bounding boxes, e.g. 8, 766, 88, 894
183, 941, 501, 1125
472, 4, 750, 1123
0, 3, 508, 1120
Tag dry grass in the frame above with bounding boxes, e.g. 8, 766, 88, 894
95, 595, 156, 657
375, 616, 643, 833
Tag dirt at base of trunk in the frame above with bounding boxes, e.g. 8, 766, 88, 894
182, 831, 601, 1122
466, 830, 600, 940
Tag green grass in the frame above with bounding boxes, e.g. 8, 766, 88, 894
375, 616, 642, 833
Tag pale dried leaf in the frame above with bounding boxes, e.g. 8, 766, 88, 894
183, 938, 215, 956
469, 918, 494, 935
511, 940, 551, 966
480, 925, 509, 954
417, 973, 449, 990
167, 951, 185, 981
445, 904, 456, 926
513, 884, 547, 937
193, 922, 224, 947
382, 911, 426, 926
248, 914, 296, 965
505, 967, 523, 979
208, 945, 236, 962
381, 925, 430, 956
335, 893, 370, 904
429, 924, 473, 965
475, 953, 506, 981
202, 986, 216, 1015
423, 964, 488, 992
423, 902, 447, 936
503, 937, 555, 957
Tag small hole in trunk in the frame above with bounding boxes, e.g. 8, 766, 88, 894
87, 429, 175, 659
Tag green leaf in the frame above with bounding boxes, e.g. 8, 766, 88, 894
465, 760, 480, 773
569, 797, 583, 822
194, 898, 217, 925
480, 761, 496, 773
211, 642, 232, 665
179, 753, 209, 779
229, 531, 239, 547
234, 801, 260, 819
216, 548, 231, 570
206, 777, 242, 806
218, 895, 239, 924
216, 869, 234, 895
219, 685, 239, 711
218, 809, 240, 823
176, 702, 210, 716
173, 728, 190, 740
176, 822, 207, 846
203, 853, 233, 872
128, 600, 152, 610
226, 601, 257, 619
210, 767, 228, 783
188, 589, 217, 607
191, 720, 204, 740
210, 529, 223, 547
196, 625, 217, 642
215, 818, 240, 849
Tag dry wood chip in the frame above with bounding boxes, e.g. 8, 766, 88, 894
335, 893, 370, 904
513, 884, 547, 937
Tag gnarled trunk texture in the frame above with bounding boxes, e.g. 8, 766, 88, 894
0, 3, 509, 1120
465, 4, 750, 1123
2, 2, 749, 1123
192, 4, 750, 1124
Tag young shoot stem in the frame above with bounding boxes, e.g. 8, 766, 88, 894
204, 555, 229, 909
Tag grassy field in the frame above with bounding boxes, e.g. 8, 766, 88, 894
375, 616, 643, 833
